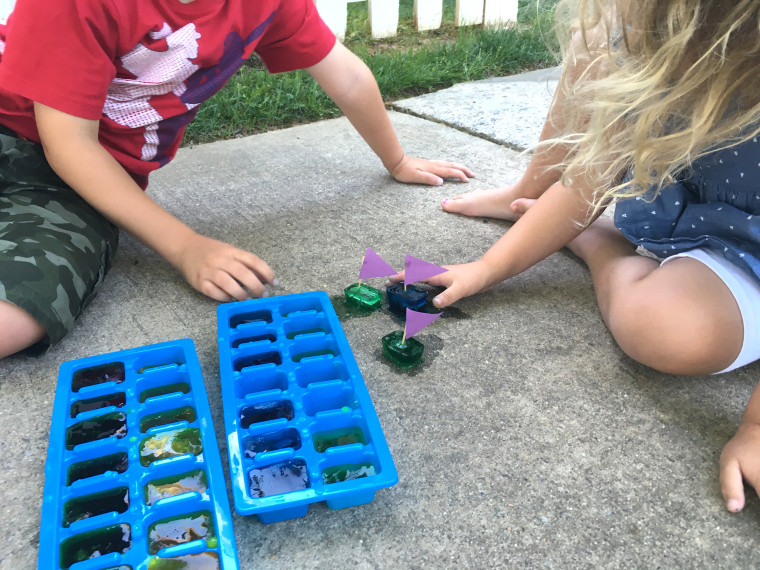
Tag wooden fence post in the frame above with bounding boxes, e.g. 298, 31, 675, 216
368, 0, 399, 38
455, 0, 484, 26
484, 0, 518, 27
414, 0, 443, 32
314, 0, 523, 39
314, 0, 348, 40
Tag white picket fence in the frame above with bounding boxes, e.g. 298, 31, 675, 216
315, 0, 519, 40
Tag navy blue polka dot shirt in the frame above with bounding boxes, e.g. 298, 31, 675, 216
615, 135, 760, 283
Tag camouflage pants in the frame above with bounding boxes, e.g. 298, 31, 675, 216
0, 127, 119, 353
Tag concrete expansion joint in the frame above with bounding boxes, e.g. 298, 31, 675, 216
389, 103, 531, 153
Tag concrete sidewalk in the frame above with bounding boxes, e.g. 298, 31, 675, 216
1, 69, 759, 569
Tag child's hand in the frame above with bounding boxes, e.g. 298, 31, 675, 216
175, 232, 277, 302
387, 259, 497, 308
719, 420, 760, 512
389, 155, 474, 186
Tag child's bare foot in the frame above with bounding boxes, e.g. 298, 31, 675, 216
441, 185, 538, 221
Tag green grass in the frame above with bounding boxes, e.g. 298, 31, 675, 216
184, 0, 559, 145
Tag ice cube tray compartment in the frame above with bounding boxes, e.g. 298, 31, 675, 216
217, 291, 398, 523
40, 339, 239, 570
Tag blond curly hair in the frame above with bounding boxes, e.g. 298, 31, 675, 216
547, 0, 760, 214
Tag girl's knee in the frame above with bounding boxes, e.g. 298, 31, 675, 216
605, 287, 742, 376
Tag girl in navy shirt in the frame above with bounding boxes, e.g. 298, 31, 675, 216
401, 0, 760, 512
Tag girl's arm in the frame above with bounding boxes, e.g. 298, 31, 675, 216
720, 380, 760, 512
305, 41, 474, 185
390, 179, 598, 307
34, 102, 276, 301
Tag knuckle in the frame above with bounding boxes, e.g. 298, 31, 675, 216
248, 284, 265, 297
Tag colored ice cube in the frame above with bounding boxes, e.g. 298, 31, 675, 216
140, 381, 191, 403
139, 427, 203, 466
147, 552, 221, 569
322, 462, 377, 485
239, 400, 294, 428
234, 351, 282, 371
381, 331, 424, 369
312, 426, 366, 452
148, 511, 215, 554
249, 459, 310, 498
65, 412, 127, 450
63, 486, 129, 527
243, 428, 301, 458
385, 282, 428, 316
59, 524, 131, 568
145, 470, 208, 505
67, 453, 128, 485
70, 392, 126, 417
141, 406, 197, 432
71, 362, 125, 392
343, 283, 383, 311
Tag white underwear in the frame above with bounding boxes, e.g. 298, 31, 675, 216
662, 248, 760, 374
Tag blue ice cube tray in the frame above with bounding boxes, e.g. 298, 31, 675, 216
217, 291, 398, 523
39, 339, 239, 570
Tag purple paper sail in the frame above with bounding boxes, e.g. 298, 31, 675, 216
404, 308, 441, 339
404, 255, 448, 285
358, 248, 397, 279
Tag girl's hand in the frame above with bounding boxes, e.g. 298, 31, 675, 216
719, 420, 760, 512
389, 155, 474, 186
387, 259, 497, 308
175, 232, 277, 302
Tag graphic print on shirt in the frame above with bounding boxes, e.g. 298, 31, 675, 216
103, 11, 274, 167
181, 11, 275, 106
0, 22, 7, 55
103, 23, 201, 162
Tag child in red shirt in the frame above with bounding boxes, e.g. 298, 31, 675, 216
0, 0, 473, 357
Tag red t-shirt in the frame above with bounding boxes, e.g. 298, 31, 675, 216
0, 0, 335, 188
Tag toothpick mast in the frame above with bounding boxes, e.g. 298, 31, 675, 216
357, 253, 365, 291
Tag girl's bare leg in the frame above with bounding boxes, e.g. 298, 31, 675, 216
570, 217, 750, 514
567, 218, 742, 375
0, 300, 46, 359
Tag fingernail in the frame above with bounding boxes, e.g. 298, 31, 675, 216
727, 499, 741, 513
261, 291, 270, 298
442, 198, 448, 206
272, 278, 280, 287
436, 178, 443, 186
433, 296, 442, 307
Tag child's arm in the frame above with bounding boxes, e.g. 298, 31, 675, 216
720, 380, 760, 512
34, 103, 276, 301
306, 42, 474, 186
390, 179, 596, 306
